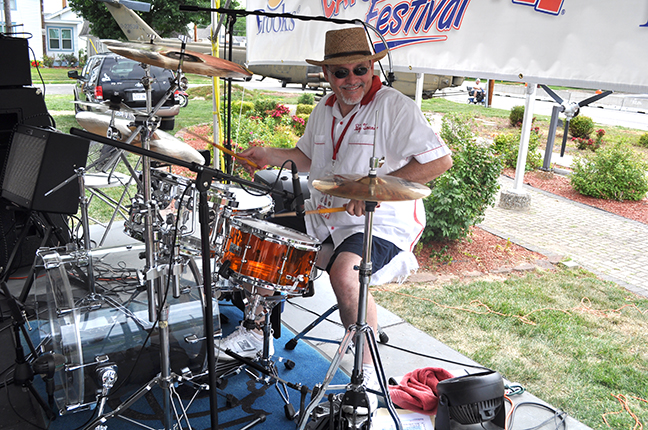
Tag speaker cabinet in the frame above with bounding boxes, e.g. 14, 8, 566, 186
0, 36, 31, 87
2, 125, 90, 214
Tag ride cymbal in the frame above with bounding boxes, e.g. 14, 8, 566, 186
312, 174, 431, 202
102, 40, 252, 79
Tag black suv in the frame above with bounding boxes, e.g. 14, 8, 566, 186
68, 52, 180, 130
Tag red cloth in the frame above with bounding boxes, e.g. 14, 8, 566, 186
388, 367, 455, 415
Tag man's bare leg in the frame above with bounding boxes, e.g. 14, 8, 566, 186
328, 251, 377, 365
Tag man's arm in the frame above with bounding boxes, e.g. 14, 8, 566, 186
389, 154, 453, 185
238, 146, 312, 174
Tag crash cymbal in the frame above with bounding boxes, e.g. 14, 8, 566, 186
75, 111, 206, 165
102, 39, 252, 79
312, 174, 431, 202
73, 100, 144, 115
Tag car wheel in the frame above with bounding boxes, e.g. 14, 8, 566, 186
160, 118, 175, 131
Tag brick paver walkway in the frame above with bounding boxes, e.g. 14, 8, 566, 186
480, 176, 648, 297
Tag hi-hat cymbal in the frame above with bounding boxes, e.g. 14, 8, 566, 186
313, 174, 431, 202
102, 40, 252, 79
75, 111, 206, 165
74, 100, 144, 115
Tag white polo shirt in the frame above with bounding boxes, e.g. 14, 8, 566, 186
296, 77, 450, 252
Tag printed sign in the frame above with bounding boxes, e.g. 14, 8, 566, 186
247, 0, 648, 93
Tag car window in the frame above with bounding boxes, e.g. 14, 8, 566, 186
83, 57, 101, 80
100, 57, 174, 82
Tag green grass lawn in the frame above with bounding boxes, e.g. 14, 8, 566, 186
372, 269, 648, 430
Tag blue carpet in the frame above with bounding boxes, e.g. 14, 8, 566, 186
34, 301, 349, 429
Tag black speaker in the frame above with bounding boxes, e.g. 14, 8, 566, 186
0, 36, 31, 87
2, 125, 90, 214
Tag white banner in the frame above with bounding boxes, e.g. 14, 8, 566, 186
247, 0, 648, 93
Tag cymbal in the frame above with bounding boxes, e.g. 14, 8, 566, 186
75, 111, 206, 165
102, 39, 253, 79
74, 100, 143, 116
312, 174, 431, 202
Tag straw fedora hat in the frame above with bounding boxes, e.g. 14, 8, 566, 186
305, 27, 387, 66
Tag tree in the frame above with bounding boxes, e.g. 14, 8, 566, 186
69, 0, 212, 40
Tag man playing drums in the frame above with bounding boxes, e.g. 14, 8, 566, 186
221, 26, 453, 413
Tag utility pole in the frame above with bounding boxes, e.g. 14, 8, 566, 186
3, 0, 12, 33
41, 0, 47, 57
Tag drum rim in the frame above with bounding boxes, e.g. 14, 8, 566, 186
228, 216, 320, 246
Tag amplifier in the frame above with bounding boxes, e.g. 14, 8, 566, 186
2, 125, 90, 214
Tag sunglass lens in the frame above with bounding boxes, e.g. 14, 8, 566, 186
353, 67, 369, 76
333, 69, 349, 79
331, 66, 370, 79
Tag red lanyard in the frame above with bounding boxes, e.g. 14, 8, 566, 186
330, 113, 357, 161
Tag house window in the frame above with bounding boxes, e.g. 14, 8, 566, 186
48, 27, 73, 51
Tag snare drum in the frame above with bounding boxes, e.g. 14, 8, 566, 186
34, 245, 220, 414
220, 217, 320, 294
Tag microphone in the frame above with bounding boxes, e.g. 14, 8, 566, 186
33, 353, 66, 377
291, 161, 305, 219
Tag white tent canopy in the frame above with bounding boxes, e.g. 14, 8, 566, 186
247, 0, 648, 94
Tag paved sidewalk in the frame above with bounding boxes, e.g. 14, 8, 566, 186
480, 175, 648, 297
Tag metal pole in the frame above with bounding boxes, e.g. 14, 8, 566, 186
513, 83, 537, 193
541, 105, 562, 171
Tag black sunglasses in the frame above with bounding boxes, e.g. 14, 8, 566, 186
329, 66, 370, 79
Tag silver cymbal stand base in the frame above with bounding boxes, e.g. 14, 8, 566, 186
297, 200, 403, 430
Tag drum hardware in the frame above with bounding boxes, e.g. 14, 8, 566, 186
69, 40, 265, 426
70, 80, 297, 430
218, 297, 313, 422
298, 134, 431, 430
0, 276, 56, 420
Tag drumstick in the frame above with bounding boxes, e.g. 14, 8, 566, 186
270, 207, 347, 218
183, 129, 259, 169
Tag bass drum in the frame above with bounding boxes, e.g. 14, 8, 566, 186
34, 244, 220, 414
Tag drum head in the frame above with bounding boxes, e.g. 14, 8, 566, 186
228, 187, 274, 215
231, 217, 319, 248
34, 245, 220, 414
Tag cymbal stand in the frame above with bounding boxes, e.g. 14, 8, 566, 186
297, 160, 403, 430
81, 62, 186, 430
74, 167, 95, 293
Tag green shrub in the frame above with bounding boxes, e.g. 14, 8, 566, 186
422, 113, 502, 242
570, 141, 648, 201
232, 100, 255, 115
297, 93, 315, 105
254, 98, 278, 115
493, 127, 542, 171
42, 54, 55, 68
292, 114, 308, 136
59, 53, 78, 67
569, 115, 594, 139
78, 49, 87, 69
296, 104, 314, 115
638, 132, 648, 148
509, 105, 524, 127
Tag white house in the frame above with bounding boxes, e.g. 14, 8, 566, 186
2, 0, 85, 65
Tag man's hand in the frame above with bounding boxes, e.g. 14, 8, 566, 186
237, 146, 267, 175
